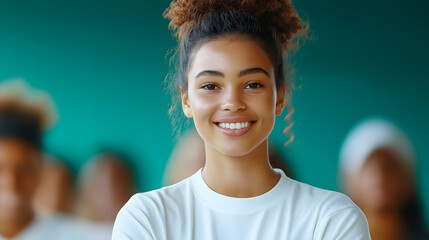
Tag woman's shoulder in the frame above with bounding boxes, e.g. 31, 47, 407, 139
286, 176, 355, 207
127, 175, 192, 209
282, 177, 370, 239
112, 175, 196, 239
121, 174, 191, 214
282, 175, 365, 222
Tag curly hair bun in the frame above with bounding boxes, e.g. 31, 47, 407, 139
164, 0, 303, 50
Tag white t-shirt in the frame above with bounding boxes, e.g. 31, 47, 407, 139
0, 213, 112, 240
112, 168, 371, 240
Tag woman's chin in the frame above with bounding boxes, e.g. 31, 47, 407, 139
214, 143, 258, 157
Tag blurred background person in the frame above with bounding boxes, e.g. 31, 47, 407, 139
75, 150, 135, 223
163, 128, 293, 186
339, 117, 428, 240
33, 155, 75, 214
162, 129, 205, 186
0, 79, 110, 240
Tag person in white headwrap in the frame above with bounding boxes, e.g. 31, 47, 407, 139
339, 117, 428, 240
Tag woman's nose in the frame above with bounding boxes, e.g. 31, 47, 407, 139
221, 88, 246, 112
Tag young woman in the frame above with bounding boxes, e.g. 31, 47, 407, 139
112, 0, 371, 239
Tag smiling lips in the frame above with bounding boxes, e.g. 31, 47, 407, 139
214, 118, 256, 137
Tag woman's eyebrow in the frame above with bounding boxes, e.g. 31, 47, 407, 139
194, 68, 269, 79
195, 70, 224, 79
238, 67, 269, 77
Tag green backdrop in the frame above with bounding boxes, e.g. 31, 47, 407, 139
1, 0, 428, 225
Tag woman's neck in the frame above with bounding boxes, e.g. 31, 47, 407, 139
202, 140, 280, 198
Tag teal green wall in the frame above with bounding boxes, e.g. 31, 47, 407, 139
1, 0, 428, 224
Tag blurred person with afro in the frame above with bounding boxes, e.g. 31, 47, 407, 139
0, 79, 110, 240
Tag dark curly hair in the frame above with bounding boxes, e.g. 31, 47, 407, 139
163, 0, 306, 145
0, 79, 57, 149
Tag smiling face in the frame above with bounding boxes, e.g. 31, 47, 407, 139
182, 36, 285, 157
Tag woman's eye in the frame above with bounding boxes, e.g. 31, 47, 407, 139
202, 84, 219, 90
245, 82, 263, 89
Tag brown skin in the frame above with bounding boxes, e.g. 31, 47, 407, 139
33, 162, 74, 213
181, 36, 285, 198
0, 138, 41, 238
347, 148, 414, 240
76, 155, 134, 222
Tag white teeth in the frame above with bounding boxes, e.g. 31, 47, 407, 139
218, 122, 252, 130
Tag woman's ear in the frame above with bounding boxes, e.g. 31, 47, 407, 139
275, 84, 286, 116
180, 87, 193, 118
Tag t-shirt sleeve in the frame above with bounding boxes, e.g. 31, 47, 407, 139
315, 206, 371, 240
111, 195, 155, 240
